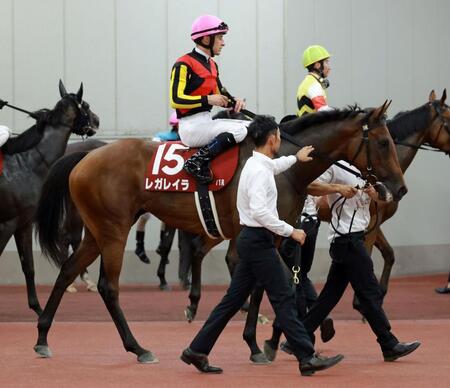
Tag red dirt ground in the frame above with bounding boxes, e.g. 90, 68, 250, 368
0, 274, 449, 388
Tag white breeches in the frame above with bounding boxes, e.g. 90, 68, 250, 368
178, 111, 248, 147
0, 125, 10, 147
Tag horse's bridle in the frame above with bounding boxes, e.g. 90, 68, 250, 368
432, 102, 450, 147
62, 94, 95, 137
280, 111, 380, 185
393, 102, 450, 155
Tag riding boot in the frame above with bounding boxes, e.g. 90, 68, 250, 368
135, 231, 150, 264
184, 132, 236, 184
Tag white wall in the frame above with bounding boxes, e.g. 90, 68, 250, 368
0, 0, 449, 260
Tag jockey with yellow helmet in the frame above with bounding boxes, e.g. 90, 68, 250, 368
170, 15, 248, 184
297, 45, 332, 116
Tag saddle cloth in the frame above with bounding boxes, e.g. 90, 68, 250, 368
144, 141, 239, 192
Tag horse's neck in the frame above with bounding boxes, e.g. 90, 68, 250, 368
395, 127, 428, 172
278, 124, 347, 188
32, 125, 72, 172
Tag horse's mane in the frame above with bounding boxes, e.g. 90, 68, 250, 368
387, 103, 431, 141
280, 105, 364, 134
1, 109, 50, 154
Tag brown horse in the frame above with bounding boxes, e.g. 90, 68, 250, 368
34, 103, 406, 362
319, 89, 450, 309
241, 90, 450, 362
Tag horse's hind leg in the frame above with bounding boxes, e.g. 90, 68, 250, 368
34, 229, 100, 358
242, 285, 270, 364
14, 222, 42, 316
97, 241, 157, 363
156, 225, 176, 291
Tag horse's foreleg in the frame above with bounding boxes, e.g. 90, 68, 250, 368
242, 285, 270, 364
375, 228, 395, 296
14, 222, 42, 316
97, 253, 157, 364
186, 248, 203, 323
156, 225, 176, 291
34, 229, 99, 358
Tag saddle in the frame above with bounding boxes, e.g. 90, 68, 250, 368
144, 141, 240, 240
144, 141, 239, 192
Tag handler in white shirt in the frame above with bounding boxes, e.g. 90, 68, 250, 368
181, 115, 343, 376
302, 161, 421, 362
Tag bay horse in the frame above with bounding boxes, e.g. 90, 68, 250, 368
242, 90, 450, 362
322, 89, 450, 313
0, 81, 98, 315
34, 102, 407, 363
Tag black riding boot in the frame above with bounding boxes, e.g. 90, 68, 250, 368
135, 231, 150, 264
184, 132, 236, 184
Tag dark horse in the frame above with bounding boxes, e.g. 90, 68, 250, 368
34, 102, 406, 362
0, 81, 98, 315
241, 90, 450, 362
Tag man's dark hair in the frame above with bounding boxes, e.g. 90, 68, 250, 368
247, 115, 279, 147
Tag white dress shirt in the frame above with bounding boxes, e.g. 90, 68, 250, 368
237, 151, 297, 237
317, 161, 371, 241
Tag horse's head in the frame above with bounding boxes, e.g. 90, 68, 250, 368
53, 80, 99, 137
426, 89, 450, 153
349, 101, 407, 202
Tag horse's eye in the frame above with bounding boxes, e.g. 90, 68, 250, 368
379, 139, 389, 148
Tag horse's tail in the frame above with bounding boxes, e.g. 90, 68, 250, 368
35, 151, 88, 267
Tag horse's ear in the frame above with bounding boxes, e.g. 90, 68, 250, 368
59, 79, 68, 98
374, 100, 388, 119
429, 90, 437, 102
440, 88, 447, 105
383, 100, 392, 115
76, 82, 84, 102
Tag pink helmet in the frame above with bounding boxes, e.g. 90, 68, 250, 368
169, 112, 179, 126
191, 15, 228, 41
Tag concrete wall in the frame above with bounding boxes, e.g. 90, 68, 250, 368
0, 0, 448, 284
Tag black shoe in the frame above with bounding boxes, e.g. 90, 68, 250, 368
383, 341, 421, 362
280, 340, 294, 355
435, 287, 450, 294
320, 317, 335, 343
180, 348, 223, 374
184, 157, 213, 184
134, 244, 150, 264
300, 353, 344, 376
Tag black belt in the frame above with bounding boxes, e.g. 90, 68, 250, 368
333, 231, 364, 243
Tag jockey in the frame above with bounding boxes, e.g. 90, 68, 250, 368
297, 45, 332, 116
170, 14, 248, 184
0, 125, 11, 148
153, 112, 180, 142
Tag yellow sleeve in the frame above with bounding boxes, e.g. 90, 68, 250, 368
170, 64, 207, 109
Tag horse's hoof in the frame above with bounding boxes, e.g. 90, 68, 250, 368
34, 345, 52, 358
250, 352, 271, 365
66, 284, 77, 293
159, 284, 171, 292
257, 313, 270, 325
263, 340, 277, 362
184, 306, 195, 323
137, 351, 159, 364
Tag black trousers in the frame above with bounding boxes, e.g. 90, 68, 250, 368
303, 233, 398, 350
190, 227, 315, 362
278, 216, 320, 318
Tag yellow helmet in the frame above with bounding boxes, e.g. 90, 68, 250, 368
302, 45, 331, 68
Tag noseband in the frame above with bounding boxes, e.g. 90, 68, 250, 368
63, 95, 93, 137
